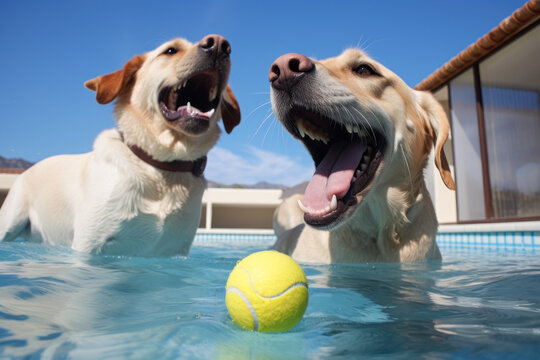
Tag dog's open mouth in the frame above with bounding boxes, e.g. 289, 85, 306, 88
158, 69, 221, 135
286, 107, 386, 228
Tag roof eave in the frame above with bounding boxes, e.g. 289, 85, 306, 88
415, 0, 540, 92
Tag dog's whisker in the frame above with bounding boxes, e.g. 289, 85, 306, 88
351, 107, 378, 146
363, 105, 388, 137
260, 115, 280, 147
354, 36, 364, 51
249, 108, 274, 142
250, 107, 276, 144
340, 105, 360, 141
247, 100, 272, 120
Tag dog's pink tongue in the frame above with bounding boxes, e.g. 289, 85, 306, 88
303, 141, 367, 211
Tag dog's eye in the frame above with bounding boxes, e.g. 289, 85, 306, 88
353, 64, 377, 76
164, 47, 178, 55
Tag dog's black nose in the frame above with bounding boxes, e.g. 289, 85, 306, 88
269, 53, 314, 91
199, 34, 231, 56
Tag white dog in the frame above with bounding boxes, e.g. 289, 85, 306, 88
0, 35, 241, 256
269, 50, 455, 263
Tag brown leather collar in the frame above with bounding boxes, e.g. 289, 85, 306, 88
128, 144, 207, 176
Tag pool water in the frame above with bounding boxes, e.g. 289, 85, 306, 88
1, 240, 539, 359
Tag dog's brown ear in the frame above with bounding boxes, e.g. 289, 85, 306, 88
221, 85, 241, 134
84, 55, 145, 104
417, 91, 456, 190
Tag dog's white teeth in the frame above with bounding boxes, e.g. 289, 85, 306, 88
360, 163, 368, 172
363, 154, 370, 163
209, 86, 218, 102
187, 102, 192, 114
297, 196, 337, 216
297, 120, 314, 140
297, 199, 309, 213
330, 194, 337, 211
207, 108, 215, 117
345, 123, 353, 134
354, 126, 366, 136
297, 119, 307, 138
314, 133, 329, 143
297, 118, 330, 143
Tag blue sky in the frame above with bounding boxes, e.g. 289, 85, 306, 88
0, 0, 527, 186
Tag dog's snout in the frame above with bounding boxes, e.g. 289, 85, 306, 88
269, 53, 314, 90
199, 34, 231, 56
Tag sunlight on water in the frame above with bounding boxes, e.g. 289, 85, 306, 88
0, 241, 539, 359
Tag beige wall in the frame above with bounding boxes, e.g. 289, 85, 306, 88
428, 86, 458, 224
426, 147, 458, 224
201, 188, 282, 230
199, 204, 276, 229
211, 205, 276, 229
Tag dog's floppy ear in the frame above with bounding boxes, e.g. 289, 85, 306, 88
416, 91, 456, 190
220, 84, 241, 134
84, 55, 145, 104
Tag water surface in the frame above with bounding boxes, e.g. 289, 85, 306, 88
0, 241, 539, 359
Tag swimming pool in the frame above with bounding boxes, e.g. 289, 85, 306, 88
1, 234, 539, 359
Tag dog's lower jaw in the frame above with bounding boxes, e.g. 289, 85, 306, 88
117, 108, 221, 163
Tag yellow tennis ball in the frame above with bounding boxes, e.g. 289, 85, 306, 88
225, 250, 309, 332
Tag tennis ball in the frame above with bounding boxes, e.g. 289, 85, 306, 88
225, 250, 308, 332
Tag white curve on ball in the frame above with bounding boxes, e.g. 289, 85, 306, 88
241, 267, 308, 299
227, 286, 260, 331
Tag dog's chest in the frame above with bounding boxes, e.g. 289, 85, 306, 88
107, 209, 200, 255
97, 174, 205, 255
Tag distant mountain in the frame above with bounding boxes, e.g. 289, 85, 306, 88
246, 181, 289, 190
280, 181, 308, 198
0, 156, 34, 170
207, 179, 307, 198
207, 180, 288, 190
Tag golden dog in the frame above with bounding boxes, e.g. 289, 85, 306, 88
0, 35, 240, 256
269, 49, 454, 263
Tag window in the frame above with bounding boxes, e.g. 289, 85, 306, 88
479, 25, 540, 219
449, 69, 486, 221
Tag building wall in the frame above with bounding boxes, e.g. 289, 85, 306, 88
200, 188, 283, 231
427, 86, 458, 224
210, 205, 276, 229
